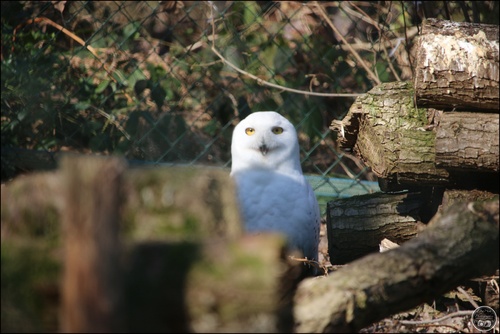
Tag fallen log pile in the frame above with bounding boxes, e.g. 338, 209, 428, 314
300, 18, 499, 332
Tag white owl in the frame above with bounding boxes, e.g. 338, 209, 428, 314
230, 111, 320, 262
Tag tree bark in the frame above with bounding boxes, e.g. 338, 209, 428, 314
294, 197, 499, 333
122, 234, 301, 333
413, 18, 499, 111
435, 112, 499, 172
327, 188, 496, 265
332, 81, 447, 189
438, 189, 499, 212
326, 190, 441, 264
185, 234, 302, 333
330, 81, 499, 191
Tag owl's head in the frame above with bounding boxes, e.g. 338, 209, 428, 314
230, 111, 302, 174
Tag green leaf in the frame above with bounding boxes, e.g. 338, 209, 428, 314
95, 80, 110, 94
243, 1, 261, 26
74, 101, 91, 110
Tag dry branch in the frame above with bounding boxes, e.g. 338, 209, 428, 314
208, 2, 360, 99
294, 196, 499, 333
414, 18, 499, 111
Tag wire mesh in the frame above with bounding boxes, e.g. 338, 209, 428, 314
2, 1, 498, 214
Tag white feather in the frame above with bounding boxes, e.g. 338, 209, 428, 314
230, 111, 320, 261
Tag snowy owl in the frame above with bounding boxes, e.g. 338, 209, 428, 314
230, 111, 320, 262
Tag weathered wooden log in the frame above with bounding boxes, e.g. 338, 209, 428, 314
122, 233, 300, 333
295, 196, 499, 333
60, 156, 126, 332
435, 112, 499, 172
326, 190, 440, 264
123, 165, 243, 241
437, 189, 499, 216
185, 234, 302, 333
330, 81, 499, 191
414, 18, 499, 111
327, 188, 497, 265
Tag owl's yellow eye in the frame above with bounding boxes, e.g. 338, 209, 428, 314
245, 127, 255, 136
272, 127, 284, 134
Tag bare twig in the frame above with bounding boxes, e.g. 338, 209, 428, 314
13, 17, 100, 58
92, 107, 132, 141
330, 28, 418, 52
490, 278, 500, 294
398, 310, 473, 325
207, 3, 361, 98
400, 2, 415, 80
350, 1, 404, 82
456, 286, 480, 309
405, 323, 466, 332
381, 39, 402, 81
13, 16, 134, 103
289, 255, 329, 276
312, 2, 382, 85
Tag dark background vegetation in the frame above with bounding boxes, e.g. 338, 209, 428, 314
2, 1, 497, 184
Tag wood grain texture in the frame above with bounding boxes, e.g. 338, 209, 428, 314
414, 19, 499, 111
295, 196, 499, 333
326, 191, 438, 264
436, 112, 499, 172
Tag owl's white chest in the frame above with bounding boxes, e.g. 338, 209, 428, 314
232, 169, 319, 260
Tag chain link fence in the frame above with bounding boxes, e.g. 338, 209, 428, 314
2, 1, 498, 213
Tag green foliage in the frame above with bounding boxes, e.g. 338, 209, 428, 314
1, 242, 61, 332
2, 1, 497, 176
2, 30, 59, 149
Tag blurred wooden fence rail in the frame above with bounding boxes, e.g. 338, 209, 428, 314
1, 155, 303, 333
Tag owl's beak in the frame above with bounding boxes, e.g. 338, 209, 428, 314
259, 144, 269, 156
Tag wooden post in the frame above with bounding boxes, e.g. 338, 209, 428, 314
2, 160, 294, 332
60, 156, 125, 332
